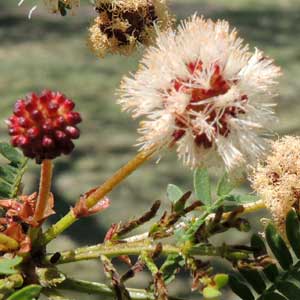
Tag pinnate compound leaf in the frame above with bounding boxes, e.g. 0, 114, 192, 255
286, 209, 300, 258
0, 143, 24, 167
0, 256, 22, 275
265, 223, 293, 270
0, 143, 28, 198
194, 168, 212, 206
7, 284, 42, 300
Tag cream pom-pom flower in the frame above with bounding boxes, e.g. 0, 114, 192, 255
252, 136, 300, 235
88, 0, 172, 58
118, 15, 281, 170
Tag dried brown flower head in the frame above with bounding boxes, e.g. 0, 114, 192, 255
87, 0, 172, 57
252, 136, 300, 235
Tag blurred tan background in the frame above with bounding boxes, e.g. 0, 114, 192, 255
0, 0, 299, 299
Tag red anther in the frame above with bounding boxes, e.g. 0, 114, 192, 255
170, 61, 247, 149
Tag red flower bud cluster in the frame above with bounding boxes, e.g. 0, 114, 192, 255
7, 90, 82, 163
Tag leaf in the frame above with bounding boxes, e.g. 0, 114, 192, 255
265, 223, 293, 270
251, 234, 267, 258
214, 274, 228, 289
262, 292, 287, 300
286, 209, 300, 259
291, 271, 300, 281
194, 168, 212, 206
0, 256, 22, 275
0, 143, 28, 198
217, 173, 235, 196
7, 284, 42, 300
167, 184, 184, 203
224, 194, 258, 204
263, 263, 279, 283
0, 143, 24, 167
229, 276, 254, 300
239, 269, 266, 294
160, 254, 184, 285
277, 281, 300, 300
203, 286, 221, 299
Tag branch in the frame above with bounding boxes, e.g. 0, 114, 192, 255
124, 200, 266, 243
40, 147, 155, 246
45, 241, 251, 265
57, 277, 184, 300
45, 242, 179, 264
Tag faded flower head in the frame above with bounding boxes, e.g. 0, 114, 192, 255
0, 193, 55, 253
87, 0, 172, 58
119, 15, 281, 170
7, 90, 82, 163
43, 0, 80, 15
252, 136, 300, 235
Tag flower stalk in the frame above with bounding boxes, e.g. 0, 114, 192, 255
40, 147, 156, 246
34, 159, 53, 223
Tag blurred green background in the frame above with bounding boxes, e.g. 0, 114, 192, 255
0, 0, 299, 299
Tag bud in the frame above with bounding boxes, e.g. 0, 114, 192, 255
7, 90, 82, 163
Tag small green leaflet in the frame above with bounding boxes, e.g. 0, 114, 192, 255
7, 285, 42, 300
194, 168, 212, 206
167, 184, 184, 203
217, 173, 235, 196
0, 256, 22, 275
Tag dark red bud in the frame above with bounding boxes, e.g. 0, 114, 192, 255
27, 127, 40, 139
65, 126, 80, 139
42, 136, 54, 148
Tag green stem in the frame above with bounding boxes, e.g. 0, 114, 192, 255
140, 251, 159, 274
45, 242, 179, 264
57, 277, 184, 300
45, 241, 251, 265
40, 148, 155, 247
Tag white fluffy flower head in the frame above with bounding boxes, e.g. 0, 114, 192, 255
119, 15, 281, 170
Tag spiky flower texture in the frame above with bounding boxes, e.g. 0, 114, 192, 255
88, 0, 172, 57
252, 136, 300, 235
7, 90, 82, 163
119, 16, 281, 170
